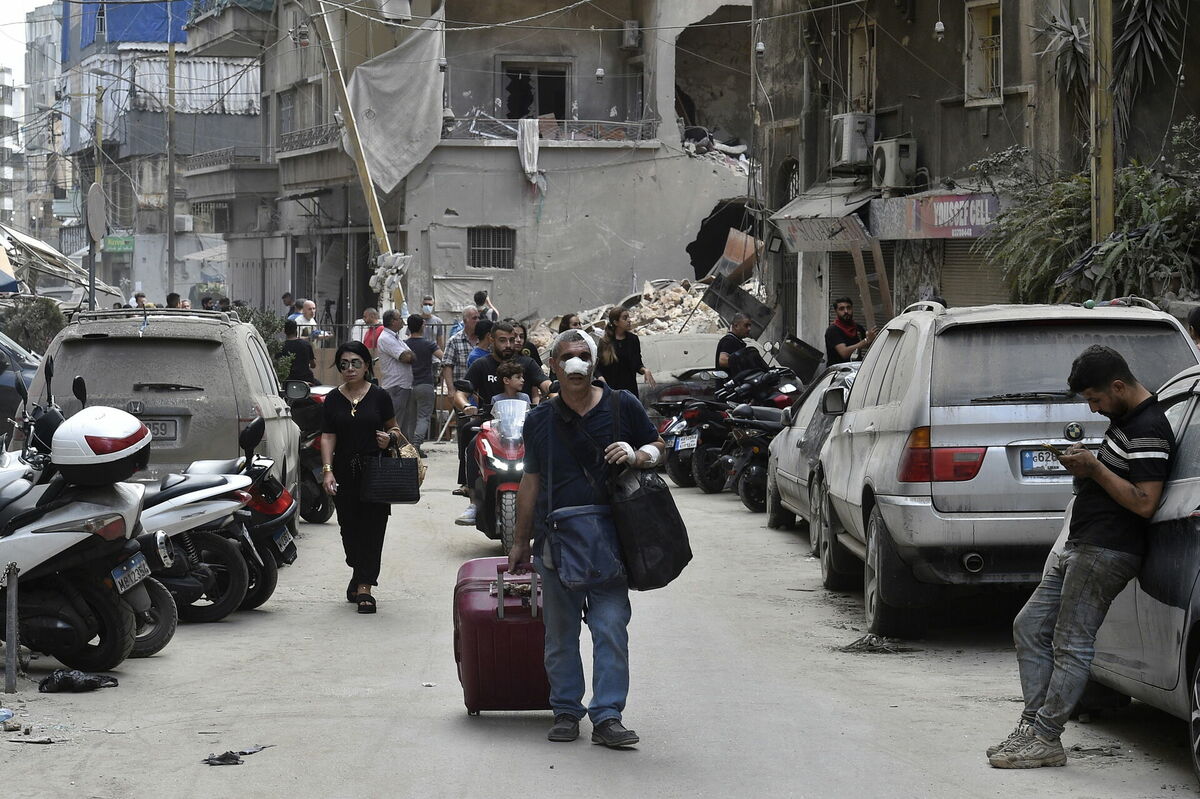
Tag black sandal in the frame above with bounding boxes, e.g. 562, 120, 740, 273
356, 593, 377, 614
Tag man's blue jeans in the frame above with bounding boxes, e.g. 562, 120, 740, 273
1013, 542, 1141, 741
534, 557, 632, 724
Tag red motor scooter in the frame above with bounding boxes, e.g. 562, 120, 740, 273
467, 398, 529, 554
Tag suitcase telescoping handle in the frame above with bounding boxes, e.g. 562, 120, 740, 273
496, 562, 539, 620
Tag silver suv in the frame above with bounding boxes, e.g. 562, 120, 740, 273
815, 300, 1200, 637
27, 309, 299, 498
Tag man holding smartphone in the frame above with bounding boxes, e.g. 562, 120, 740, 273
988, 345, 1173, 769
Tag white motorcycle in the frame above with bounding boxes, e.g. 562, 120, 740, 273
0, 357, 164, 672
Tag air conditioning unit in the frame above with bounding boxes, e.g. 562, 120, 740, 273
621, 20, 641, 51
830, 112, 874, 170
872, 138, 917, 191
174, 214, 194, 232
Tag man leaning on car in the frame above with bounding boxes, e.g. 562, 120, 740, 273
988, 345, 1174, 770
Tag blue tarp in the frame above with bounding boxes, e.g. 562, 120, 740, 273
103, 0, 189, 44
80, 2, 98, 49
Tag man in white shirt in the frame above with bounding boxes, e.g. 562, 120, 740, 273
376, 309, 416, 440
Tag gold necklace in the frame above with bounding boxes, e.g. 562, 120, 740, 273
343, 383, 370, 417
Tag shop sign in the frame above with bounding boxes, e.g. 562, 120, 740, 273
103, 235, 134, 253
870, 193, 1000, 240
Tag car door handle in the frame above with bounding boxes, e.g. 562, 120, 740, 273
864, 423, 877, 432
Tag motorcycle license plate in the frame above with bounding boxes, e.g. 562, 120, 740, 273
111, 552, 150, 595
675, 433, 699, 451
273, 527, 294, 552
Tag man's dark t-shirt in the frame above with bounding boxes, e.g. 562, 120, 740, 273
523, 384, 659, 557
1068, 395, 1174, 556
715, 332, 745, 369
407, 336, 439, 385
281, 338, 316, 383
825, 323, 866, 365
465, 354, 546, 409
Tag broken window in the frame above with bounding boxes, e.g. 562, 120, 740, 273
965, 1, 1002, 106
847, 19, 875, 113
468, 227, 516, 270
503, 65, 567, 120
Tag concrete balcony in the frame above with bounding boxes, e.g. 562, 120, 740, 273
277, 123, 341, 157
183, 146, 279, 202
441, 117, 660, 146
185, 0, 274, 57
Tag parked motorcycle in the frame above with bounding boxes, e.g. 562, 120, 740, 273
718, 404, 786, 512
0, 357, 158, 671
287, 384, 334, 524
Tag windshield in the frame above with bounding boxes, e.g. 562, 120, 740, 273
0, 331, 38, 365
932, 321, 1198, 406
493, 398, 530, 442
52, 338, 233, 396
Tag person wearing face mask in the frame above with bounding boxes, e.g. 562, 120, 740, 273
454, 322, 549, 526
419, 295, 445, 349
506, 329, 664, 749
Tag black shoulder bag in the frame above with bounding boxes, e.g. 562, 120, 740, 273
606, 391, 693, 591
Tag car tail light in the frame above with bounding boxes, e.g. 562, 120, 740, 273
898, 427, 986, 482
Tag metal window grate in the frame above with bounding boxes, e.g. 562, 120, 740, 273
468, 227, 516, 270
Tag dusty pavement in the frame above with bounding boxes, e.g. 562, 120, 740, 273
1, 444, 1195, 798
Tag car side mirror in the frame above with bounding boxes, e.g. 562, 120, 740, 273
72, 376, 87, 407
239, 416, 266, 457
821, 386, 848, 416
283, 380, 311, 401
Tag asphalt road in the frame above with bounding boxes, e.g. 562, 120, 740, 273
1, 443, 1195, 798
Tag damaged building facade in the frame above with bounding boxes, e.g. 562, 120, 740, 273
757, 0, 1200, 348
184, 0, 758, 324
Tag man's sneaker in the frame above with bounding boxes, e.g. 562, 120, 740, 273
985, 721, 1032, 758
547, 714, 580, 743
455, 505, 477, 526
591, 718, 639, 748
989, 731, 1066, 769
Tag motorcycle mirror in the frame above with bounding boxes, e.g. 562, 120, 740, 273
72, 376, 87, 407
283, 380, 311, 401
239, 416, 266, 457
43, 355, 54, 406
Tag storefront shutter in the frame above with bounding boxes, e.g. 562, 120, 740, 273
940, 240, 1010, 308
827, 242, 896, 325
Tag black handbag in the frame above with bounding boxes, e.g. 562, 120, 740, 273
357, 445, 421, 504
607, 392, 692, 590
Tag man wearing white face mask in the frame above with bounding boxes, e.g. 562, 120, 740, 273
507, 329, 664, 749
419, 294, 445, 350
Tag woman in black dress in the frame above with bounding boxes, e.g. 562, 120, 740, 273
597, 306, 655, 393
320, 341, 401, 614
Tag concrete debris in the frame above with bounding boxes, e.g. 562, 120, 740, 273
526, 278, 768, 348
837, 634, 921, 654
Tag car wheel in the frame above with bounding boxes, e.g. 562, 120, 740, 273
664, 450, 696, 488
864, 505, 928, 639
1190, 656, 1200, 784
765, 466, 795, 529
815, 480, 859, 591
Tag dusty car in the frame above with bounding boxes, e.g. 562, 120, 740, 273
814, 299, 1200, 638
1073, 363, 1200, 784
25, 308, 299, 498
636, 333, 763, 426
0, 331, 40, 435
765, 362, 858, 539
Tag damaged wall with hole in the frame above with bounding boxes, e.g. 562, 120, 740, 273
674, 5, 753, 146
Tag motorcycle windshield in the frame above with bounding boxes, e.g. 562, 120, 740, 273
492, 399, 530, 445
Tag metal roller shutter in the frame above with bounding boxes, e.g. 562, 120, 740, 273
940, 240, 1010, 308
827, 242, 896, 325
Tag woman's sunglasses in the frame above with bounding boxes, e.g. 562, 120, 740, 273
337, 358, 366, 371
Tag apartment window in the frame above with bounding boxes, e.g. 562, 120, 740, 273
467, 227, 516, 270
192, 201, 230, 233
96, 3, 106, 37
847, 20, 875, 113
279, 90, 296, 136
965, 1, 1003, 106
503, 64, 567, 120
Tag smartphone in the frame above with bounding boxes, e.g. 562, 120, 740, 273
1040, 442, 1066, 457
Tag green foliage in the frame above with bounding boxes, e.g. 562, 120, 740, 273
0, 297, 67, 354
1033, 5, 1090, 137
970, 120, 1200, 304
241, 307, 294, 384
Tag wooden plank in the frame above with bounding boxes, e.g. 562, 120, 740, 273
850, 247, 876, 330
868, 237, 894, 319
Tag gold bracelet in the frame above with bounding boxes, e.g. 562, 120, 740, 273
322, 464, 333, 473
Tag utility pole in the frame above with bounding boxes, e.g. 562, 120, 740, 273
166, 40, 177, 294
1090, 0, 1115, 243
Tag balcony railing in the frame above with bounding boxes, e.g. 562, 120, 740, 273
188, 0, 274, 22
184, 146, 274, 171
279, 123, 341, 153
442, 116, 660, 143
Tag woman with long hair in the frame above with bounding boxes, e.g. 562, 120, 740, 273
320, 340, 401, 614
557, 313, 583, 334
596, 306, 654, 393
509, 319, 543, 367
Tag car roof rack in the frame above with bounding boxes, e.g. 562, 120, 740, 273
901, 300, 947, 315
70, 308, 243, 323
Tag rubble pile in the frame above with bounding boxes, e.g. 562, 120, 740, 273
525, 277, 767, 347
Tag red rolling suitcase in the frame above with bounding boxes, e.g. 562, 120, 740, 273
453, 557, 552, 714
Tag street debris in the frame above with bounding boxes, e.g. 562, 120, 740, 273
201, 744, 275, 766
1069, 743, 1123, 758
838, 634, 922, 654
38, 669, 119, 693
0, 708, 12, 723
2, 720, 21, 733
8, 737, 59, 744
421, 682, 437, 688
